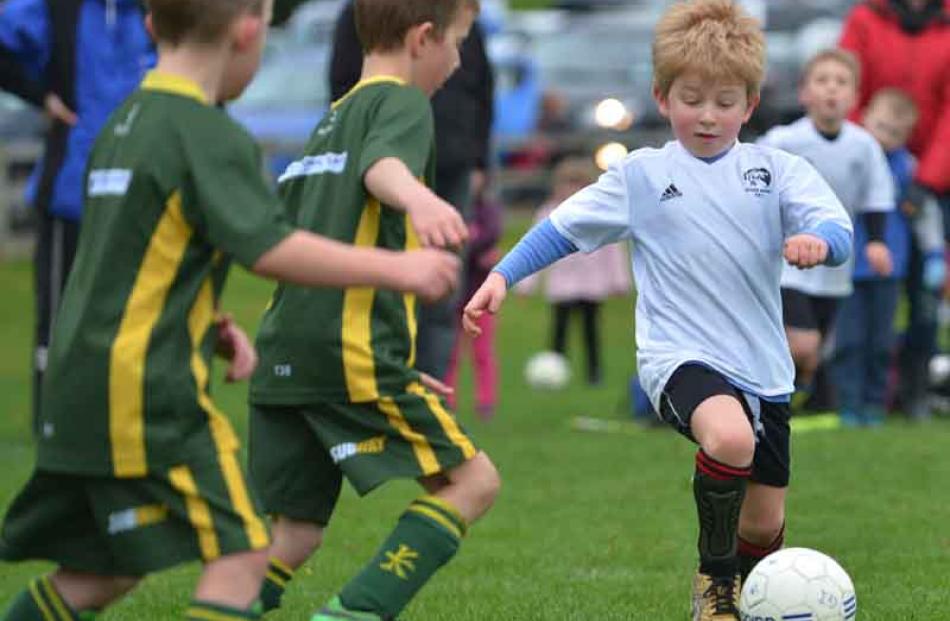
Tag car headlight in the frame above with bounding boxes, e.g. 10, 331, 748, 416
594, 142, 628, 170
593, 98, 633, 130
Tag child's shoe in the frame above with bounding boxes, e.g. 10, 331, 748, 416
691, 571, 741, 620
311, 597, 383, 621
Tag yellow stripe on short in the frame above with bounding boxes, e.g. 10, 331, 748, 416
186, 278, 268, 550
38, 576, 72, 621
169, 465, 220, 561
377, 397, 440, 475
407, 504, 463, 539
407, 382, 477, 459
27, 581, 56, 621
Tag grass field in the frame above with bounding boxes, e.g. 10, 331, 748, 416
2, 219, 950, 620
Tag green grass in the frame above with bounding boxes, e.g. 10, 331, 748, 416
2, 218, 950, 619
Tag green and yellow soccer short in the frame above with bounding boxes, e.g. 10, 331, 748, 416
0, 450, 269, 575
249, 382, 479, 525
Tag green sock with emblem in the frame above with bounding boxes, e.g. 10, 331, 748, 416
259, 557, 295, 612
2, 576, 98, 621
185, 600, 260, 620
336, 495, 466, 619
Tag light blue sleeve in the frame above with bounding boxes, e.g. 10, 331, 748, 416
493, 219, 578, 287
548, 162, 633, 253
807, 221, 851, 267
0, 0, 50, 80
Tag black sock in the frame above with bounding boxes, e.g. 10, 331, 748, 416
694, 449, 751, 578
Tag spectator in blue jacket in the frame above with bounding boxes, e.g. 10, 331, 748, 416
0, 0, 155, 432
833, 88, 945, 425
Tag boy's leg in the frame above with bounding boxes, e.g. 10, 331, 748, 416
659, 366, 754, 620
864, 280, 900, 424
737, 484, 786, 580
580, 301, 602, 384
3, 572, 138, 620
471, 313, 498, 418
313, 386, 498, 620
332, 453, 500, 620
781, 289, 822, 408
248, 405, 344, 613
551, 302, 571, 354
831, 286, 870, 425
187, 550, 268, 621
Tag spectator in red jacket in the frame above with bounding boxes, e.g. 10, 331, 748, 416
840, 0, 949, 200
840, 0, 950, 419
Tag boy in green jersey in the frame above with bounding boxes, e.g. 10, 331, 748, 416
247, 1, 501, 619
0, 0, 461, 619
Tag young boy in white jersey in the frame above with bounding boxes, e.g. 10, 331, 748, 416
758, 49, 895, 413
463, 1, 852, 619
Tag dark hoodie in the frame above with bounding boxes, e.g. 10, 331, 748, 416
840, 0, 950, 193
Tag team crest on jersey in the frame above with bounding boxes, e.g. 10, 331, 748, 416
742, 168, 773, 196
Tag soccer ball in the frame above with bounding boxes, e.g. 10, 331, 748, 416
524, 351, 570, 390
739, 548, 856, 621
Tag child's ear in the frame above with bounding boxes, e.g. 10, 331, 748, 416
407, 21, 435, 58
652, 83, 670, 118
233, 13, 263, 52
743, 93, 760, 122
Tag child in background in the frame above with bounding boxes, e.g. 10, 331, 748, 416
464, 2, 852, 618
857, 88, 945, 422
834, 88, 945, 425
516, 157, 631, 385
445, 193, 504, 419
758, 48, 895, 413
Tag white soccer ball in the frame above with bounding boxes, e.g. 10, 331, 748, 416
928, 353, 950, 387
739, 548, 856, 621
523, 351, 570, 390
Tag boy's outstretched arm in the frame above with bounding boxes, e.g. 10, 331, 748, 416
364, 157, 468, 248
463, 219, 578, 336
253, 230, 460, 302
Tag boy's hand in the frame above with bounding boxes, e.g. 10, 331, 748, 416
398, 249, 461, 302
865, 241, 893, 277
215, 314, 258, 382
462, 272, 507, 337
419, 372, 454, 398
409, 197, 469, 249
784, 234, 828, 269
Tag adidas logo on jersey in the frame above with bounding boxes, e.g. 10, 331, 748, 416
659, 183, 683, 201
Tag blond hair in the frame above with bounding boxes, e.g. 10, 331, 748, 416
652, 0, 765, 99
867, 87, 919, 123
801, 48, 861, 86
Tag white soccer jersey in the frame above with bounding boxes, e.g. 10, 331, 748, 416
549, 140, 851, 409
759, 118, 895, 296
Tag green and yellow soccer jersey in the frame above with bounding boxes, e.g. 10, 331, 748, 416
37, 71, 293, 477
250, 77, 435, 405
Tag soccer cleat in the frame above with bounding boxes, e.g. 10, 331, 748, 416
691, 572, 741, 620
311, 596, 384, 621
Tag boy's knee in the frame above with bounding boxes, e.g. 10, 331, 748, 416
272, 516, 325, 565
458, 454, 502, 514
704, 428, 755, 467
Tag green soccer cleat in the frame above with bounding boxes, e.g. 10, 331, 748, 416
311, 596, 384, 621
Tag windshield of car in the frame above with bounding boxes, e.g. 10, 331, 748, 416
532, 28, 652, 91
235, 48, 329, 109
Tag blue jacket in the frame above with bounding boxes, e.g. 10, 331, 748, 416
0, 0, 154, 221
852, 148, 915, 281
